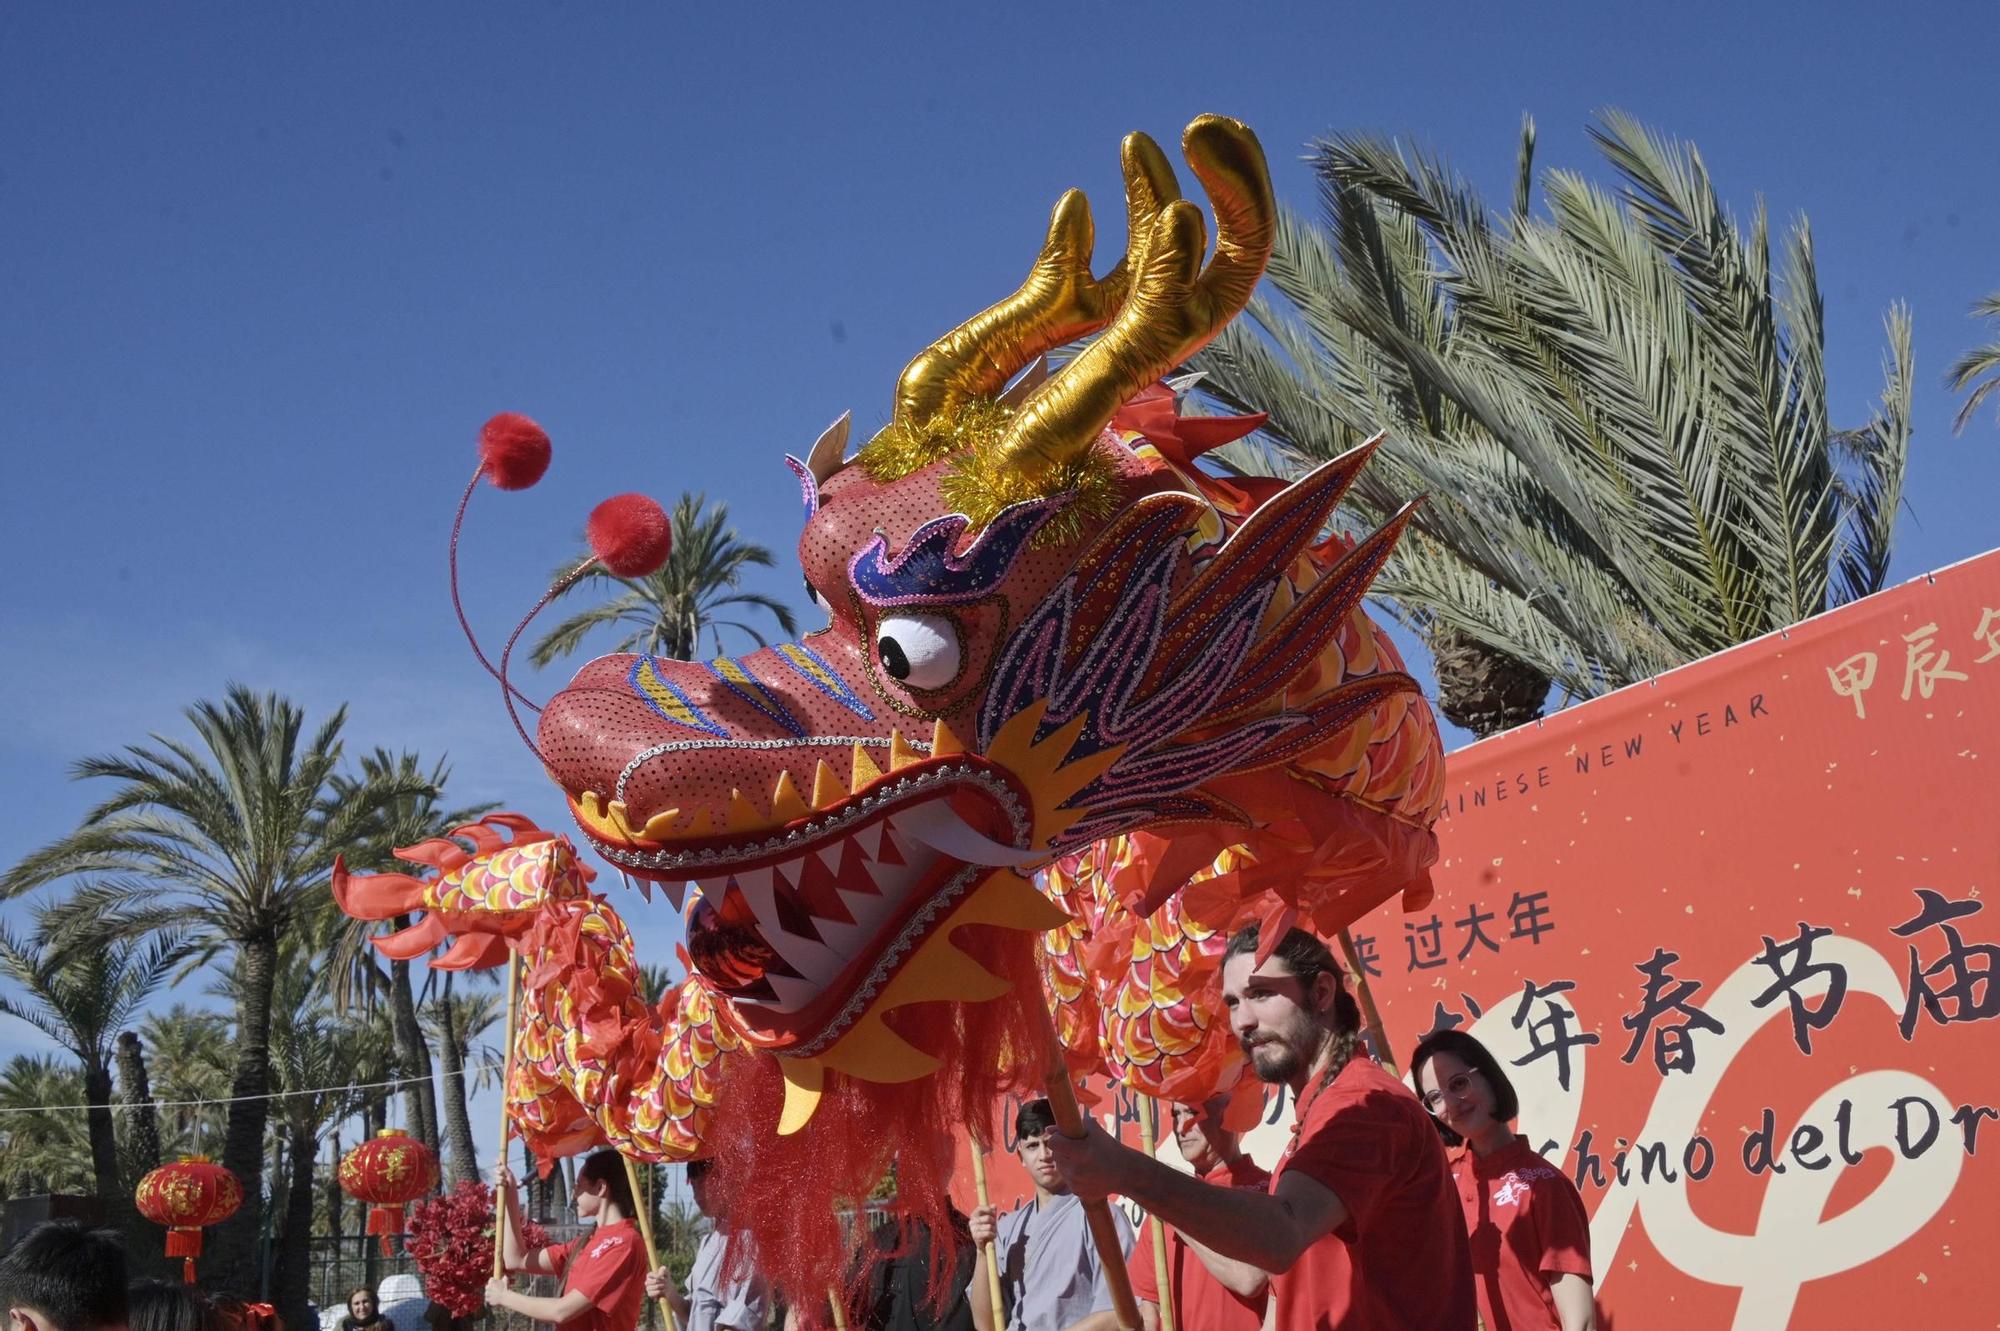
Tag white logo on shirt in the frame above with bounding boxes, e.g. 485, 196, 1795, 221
1492, 1165, 1558, 1208
588, 1233, 628, 1260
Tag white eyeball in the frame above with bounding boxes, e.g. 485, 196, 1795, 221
875, 613, 961, 690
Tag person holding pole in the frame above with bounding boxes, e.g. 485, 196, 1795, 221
1048, 925, 1475, 1331
1125, 1095, 1269, 1331
968, 1099, 1136, 1331
643, 1158, 771, 1331
485, 1150, 647, 1331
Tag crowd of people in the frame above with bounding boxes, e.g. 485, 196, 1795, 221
0, 924, 1594, 1331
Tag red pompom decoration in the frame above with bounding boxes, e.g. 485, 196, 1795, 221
587, 493, 672, 577
479, 413, 552, 490
406, 1180, 551, 1318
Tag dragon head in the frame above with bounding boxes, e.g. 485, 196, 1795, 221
529, 116, 1443, 1123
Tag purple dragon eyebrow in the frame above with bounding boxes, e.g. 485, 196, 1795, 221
848, 495, 1069, 607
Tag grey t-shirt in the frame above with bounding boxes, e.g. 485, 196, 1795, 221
993, 1193, 1135, 1331
686, 1227, 771, 1331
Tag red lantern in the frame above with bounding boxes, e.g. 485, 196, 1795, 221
135, 1156, 242, 1283
339, 1128, 439, 1255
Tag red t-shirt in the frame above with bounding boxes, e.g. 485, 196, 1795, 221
1448, 1139, 1592, 1331
1271, 1057, 1476, 1331
1128, 1157, 1271, 1331
543, 1218, 646, 1331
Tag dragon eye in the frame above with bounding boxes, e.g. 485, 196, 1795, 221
875, 613, 960, 689
803, 578, 823, 608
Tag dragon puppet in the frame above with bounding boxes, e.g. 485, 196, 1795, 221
335, 115, 1444, 1305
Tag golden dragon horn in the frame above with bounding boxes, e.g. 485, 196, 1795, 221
989, 115, 1275, 481
888, 132, 1182, 437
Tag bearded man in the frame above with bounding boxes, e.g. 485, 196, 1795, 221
1050, 925, 1474, 1331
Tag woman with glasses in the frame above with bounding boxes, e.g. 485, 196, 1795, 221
1410, 1030, 1596, 1331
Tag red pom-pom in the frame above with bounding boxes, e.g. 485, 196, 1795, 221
479, 413, 552, 490
587, 494, 672, 577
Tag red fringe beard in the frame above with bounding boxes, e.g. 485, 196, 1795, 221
702, 923, 1047, 1326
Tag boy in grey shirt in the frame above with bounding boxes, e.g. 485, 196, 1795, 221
968, 1100, 1135, 1331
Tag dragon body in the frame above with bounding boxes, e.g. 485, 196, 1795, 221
338, 115, 1444, 1300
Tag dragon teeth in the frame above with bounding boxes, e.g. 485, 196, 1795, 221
735, 862, 844, 983
733, 971, 821, 1012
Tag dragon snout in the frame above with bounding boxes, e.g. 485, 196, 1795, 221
538, 644, 940, 852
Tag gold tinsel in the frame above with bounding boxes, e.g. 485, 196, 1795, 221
857, 398, 1014, 484
939, 434, 1120, 549
858, 397, 1118, 547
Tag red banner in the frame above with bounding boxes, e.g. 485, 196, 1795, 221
969, 550, 1999, 1329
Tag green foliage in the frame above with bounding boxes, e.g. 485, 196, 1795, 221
1948, 292, 2000, 435
0, 910, 184, 1074
1, 685, 433, 946
138, 1005, 233, 1158
0, 685, 434, 1291
0, 1056, 93, 1197
1191, 110, 1916, 703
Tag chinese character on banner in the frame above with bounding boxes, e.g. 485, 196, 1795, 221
1900, 622, 1971, 700
1973, 607, 2000, 664
1749, 921, 1849, 1054
1619, 948, 1725, 1075
1509, 978, 1597, 1092
1405, 915, 1446, 971
1347, 931, 1382, 978
1507, 891, 1556, 945
1826, 651, 1879, 718
1455, 902, 1503, 960
1423, 996, 1485, 1040
1890, 889, 1999, 1040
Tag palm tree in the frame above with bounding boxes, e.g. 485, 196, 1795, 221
530, 492, 798, 666
251, 949, 389, 1331
638, 963, 677, 1007
0, 909, 184, 1206
0, 685, 431, 1293
327, 749, 495, 1159
138, 1006, 233, 1159
115, 1030, 162, 1179
1191, 110, 1914, 735
422, 980, 504, 1184
0, 1056, 93, 1198
1949, 292, 2000, 434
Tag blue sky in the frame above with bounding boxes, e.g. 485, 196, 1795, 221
2, 3, 1995, 1150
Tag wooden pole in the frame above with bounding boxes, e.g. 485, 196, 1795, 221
493, 949, 521, 1280
1338, 928, 1399, 1075
1030, 996, 1142, 1331
967, 1130, 1007, 1331
1137, 1097, 1175, 1331
619, 1154, 681, 1331
827, 1288, 849, 1331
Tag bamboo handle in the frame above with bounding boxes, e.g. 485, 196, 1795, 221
968, 1132, 1007, 1330
493, 949, 521, 1281
1337, 928, 1398, 1075
1032, 997, 1141, 1331
1137, 1097, 1175, 1331
619, 1154, 680, 1331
